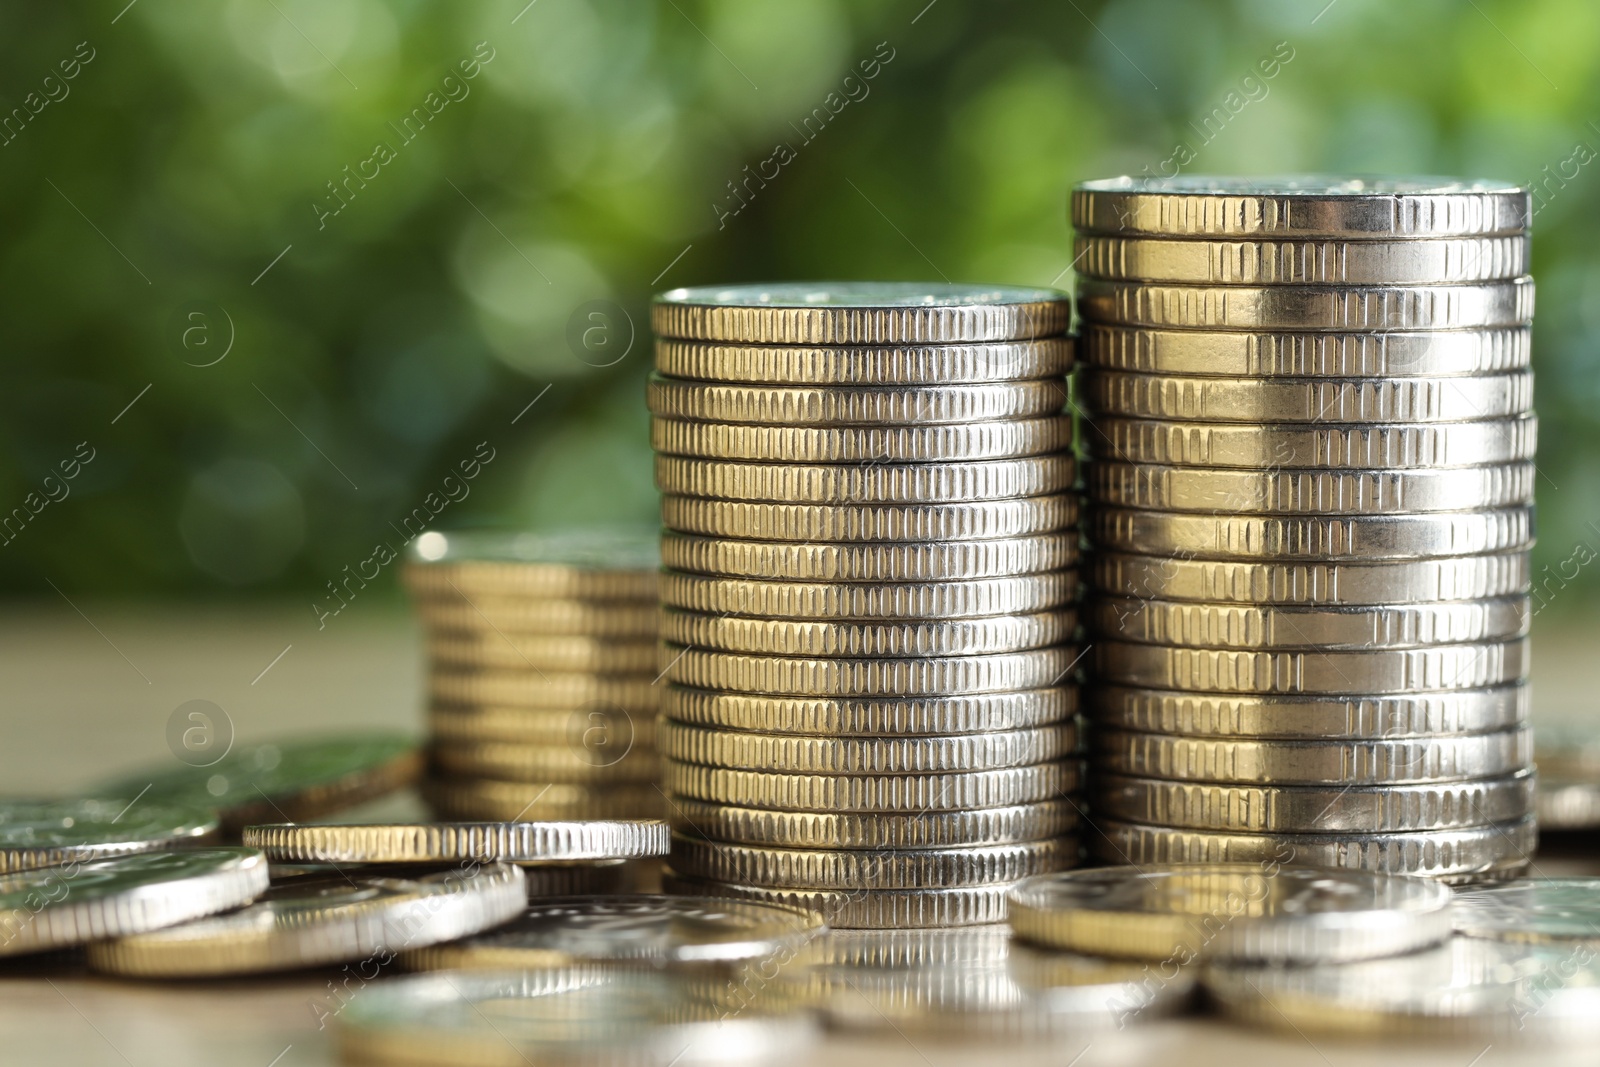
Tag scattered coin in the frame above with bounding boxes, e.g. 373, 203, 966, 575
241, 820, 669, 865
0, 797, 217, 873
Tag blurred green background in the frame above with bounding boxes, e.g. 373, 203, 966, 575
1, 0, 1594, 617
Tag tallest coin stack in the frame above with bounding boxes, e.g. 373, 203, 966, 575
648, 282, 1082, 927
1073, 178, 1537, 883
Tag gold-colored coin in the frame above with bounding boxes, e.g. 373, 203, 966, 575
434, 742, 659, 784
658, 721, 1076, 773
1073, 234, 1527, 285
662, 686, 1074, 735
662, 494, 1077, 542
426, 633, 659, 672
663, 871, 1018, 928
658, 644, 1082, 697
654, 454, 1075, 504
659, 570, 1077, 620
653, 337, 1072, 383
663, 759, 1080, 812
647, 376, 1065, 425
241, 820, 669, 864
429, 670, 657, 710
428, 705, 658, 748
660, 607, 1074, 656
401, 527, 659, 600
422, 778, 664, 821
660, 530, 1077, 581
662, 797, 1079, 849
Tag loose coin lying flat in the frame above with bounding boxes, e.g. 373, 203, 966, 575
401, 526, 660, 600
659, 571, 1076, 620
663, 760, 1080, 812
242, 820, 669, 864
662, 608, 1073, 657
1092, 818, 1535, 884
652, 282, 1070, 343
670, 836, 1077, 890
0, 847, 267, 956
1009, 865, 1452, 962
665, 871, 1016, 929
660, 645, 1081, 697
660, 531, 1076, 582
663, 797, 1078, 850
400, 893, 821, 970
654, 337, 1072, 383
87, 863, 526, 977
658, 721, 1075, 774
647, 376, 1065, 425
651, 414, 1073, 463
92, 733, 423, 830
1086, 684, 1529, 740
0, 798, 216, 873
1205, 936, 1600, 1043
421, 779, 664, 821
655, 454, 1075, 504
662, 494, 1077, 543
337, 968, 817, 1067
663, 686, 1075, 735
434, 742, 657, 784
1452, 878, 1600, 942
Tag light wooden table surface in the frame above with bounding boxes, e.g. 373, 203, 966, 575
0, 603, 1594, 1067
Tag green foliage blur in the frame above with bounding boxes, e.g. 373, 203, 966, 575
1, 0, 1597, 614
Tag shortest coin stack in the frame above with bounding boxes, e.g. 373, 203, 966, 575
403, 527, 665, 824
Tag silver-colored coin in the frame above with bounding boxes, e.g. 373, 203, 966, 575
0, 798, 217, 873
1086, 461, 1535, 514
0, 848, 267, 957
653, 336, 1072, 383
662, 493, 1077, 542
659, 570, 1077, 620
662, 685, 1074, 735
669, 835, 1078, 890
1086, 684, 1530, 740
658, 720, 1076, 773
1092, 639, 1530, 695
1093, 550, 1530, 605
1008, 864, 1453, 962
661, 608, 1074, 657
1094, 772, 1536, 833
1071, 176, 1530, 239
1080, 323, 1532, 377
651, 414, 1074, 463
400, 525, 660, 599
660, 530, 1078, 581
662, 759, 1081, 812
663, 870, 1018, 929
1089, 506, 1535, 560
654, 454, 1075, 504
86, 863, 527, 977
421, 779, 664, 822
1453, 878, 1600, 942
1078, 276, 1534, 331
652, 282, 1070, 343
659, 644, 1082, 697
1536, 778, 1600, 832
1073, 233, 1528, 284
1093, 726, 1533, 784
1091, 596, 1529, 650
336, 968, 817, 1066
662, 797, 1079, 849
1091, 415, 1538, 469
398, 893, 822, 970
241, 821, 669, 864
1204, 936, 1600, 1043
1092, 818, 1535, 884
647, 375, 1065, 425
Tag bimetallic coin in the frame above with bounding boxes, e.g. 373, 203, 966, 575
654, 454, 1075, 504
399, 893, 821, 971
0, 798, 216, 873
0, 848, 267, 957
1071, 176, 1531, 239
336, 968, 817, 1067
1091, 416, 1538, 469
425, 633, 659, 672
1009, 865, 1453, 962
92, 733, 423, 831
662, 797, 1079, 850
1078, 277, 1534, 331
1089, 507, 1535, 561
434, 742, 657, 784
1073, 233, 1528, 285
1095, 773, 1536, 833
401, 526, 659, 600
1086, 684, 1530, 740
422, 779, 664, 822
1086, 461, 1535, 515
652, 282, 1069, 343
659, 645, 1082, 697
1537, 778, 1600, 832
660, 531, 1078, 582
658, 721, 1076, 774
651, 414, 1073, 463
662, 494, 1077, 542
1080, 323, 1532, 377
87, 863, 526, 977
241, 821, 669, 864
662, 686, 1075, 736
653, 337, 1072, 383
1092, 818, 1535, 884
1093, 727, 1532, 784
428, 671, 655, 711
670, 835, 1077, 890
659, 570, 1077, 620
665, 871, 1017, 929
1092, 596, 1529, 650
412, 597, 660, 638
1093, 550, 1530, 605
1093, 639, 1529, 695
428, 705, 658, 748
663, 759, 1080, 813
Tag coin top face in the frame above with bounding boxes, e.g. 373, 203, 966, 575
0, 798, 217, 868
1452, 878, 1600, 942
407, 525, 661, 569
1078, 176, 1525, 197
656, 282, 1067, 310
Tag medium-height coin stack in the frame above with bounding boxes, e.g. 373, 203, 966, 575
648, 282, 1083, 927
1072, 178, 1537, 882
403, 528, 666, 824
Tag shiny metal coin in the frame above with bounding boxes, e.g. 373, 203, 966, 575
1073, 233, 1528, 284
662, 686, 1074, 735
412, 597, 660, 638
661, 609, 1073, 657
659, 644, 1081, 697
425, 633, 660, 672
653, 336, 1072, 383
429, 671, 655, 710
669, 835, 1078, 890
658, 720, 1075, 774
428, 704, 658, 747
663, 759, 1080, 812
654, 453, 1075, 504
0, 798, 217, 873
1536, 778, 1600, 831
664, 870, 1017, 929
648, 375, 1066, 425
662, 797, 1078, 850
1009, 864, 1453, 962
401, 525, 660, 600
659, 530, 1077, 581
662, 493, 1077, 542
651, 414, 1073, 463
658, 570, 1077, 620
1452, 878, 1600, 942
241, 820, 669, 864
434, 741, 658, 784
421, 778, 664, 822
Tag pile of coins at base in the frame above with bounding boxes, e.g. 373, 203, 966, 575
647, 282, 1084, 927
402, 527, 667, 846
1072, 178, 1537, 881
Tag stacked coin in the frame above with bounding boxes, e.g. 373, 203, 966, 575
403, 527, 665, 824
1072, 178, 1537, 883
648, 282, 1083, 927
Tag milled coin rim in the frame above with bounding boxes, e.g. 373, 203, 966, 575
241, 821, 669, 864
